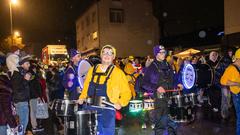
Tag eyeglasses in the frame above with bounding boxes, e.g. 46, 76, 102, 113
158, 51, 166, 54
102, 51, 114, 56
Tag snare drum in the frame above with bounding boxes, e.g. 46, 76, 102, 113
169, 106, 195, 123
170, 95, 190, 107
129, 100, 143, 112
55, 99, 79, 117
75, 110, 98, 135
50, 99, 58, 111
186, 93, 198, 106
143, 99, 155, 110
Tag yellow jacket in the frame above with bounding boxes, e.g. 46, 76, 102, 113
221, 65, 240, 94
79, 65, 132, 107
124, 62, 138, 98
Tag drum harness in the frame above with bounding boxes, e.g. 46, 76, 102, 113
65, 64, 78, 76
87, 64, 115, 111
152, 61, 175, 99
206, 56, 223, 86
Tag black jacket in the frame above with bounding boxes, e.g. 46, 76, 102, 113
29, 71, 42, 99
0, 73, 18, 127
11, 67, 30, 103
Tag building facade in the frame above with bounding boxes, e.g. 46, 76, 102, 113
76, 0, 159, 57
224, 0, 240, 47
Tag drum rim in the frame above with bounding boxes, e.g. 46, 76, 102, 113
195, 63, 214, 87
171, 95, 184, 98
75, 110, 97, 115
185, 93, 196, 96
130, 100, 143, 103
56, 99, 76, 104
144, 99, 154, 102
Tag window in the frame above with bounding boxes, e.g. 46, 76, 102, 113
92, 11, 96, 23
109, 8, 124, 23
86, 15, 90, 26
92, 31, 98, 40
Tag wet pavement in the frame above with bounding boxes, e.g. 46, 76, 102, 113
115, 106, 235, 135
34, 105, 236, 135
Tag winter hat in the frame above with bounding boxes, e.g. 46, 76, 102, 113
100, 45, 116, 58
19, 52, 31, 65
153, 45, 165, 56
235, 48, 240, 59
69, 49, 81, 58
128, 56, 134, 61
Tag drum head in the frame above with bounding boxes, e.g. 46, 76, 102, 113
182, 64, 195, 89
195, 63, 213, 88
78, 60, 92, 89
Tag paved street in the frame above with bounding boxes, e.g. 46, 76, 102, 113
33, 104, 235, 135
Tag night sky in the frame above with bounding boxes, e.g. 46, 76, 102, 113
0, 0, 93, 50
0, 0, 224, 56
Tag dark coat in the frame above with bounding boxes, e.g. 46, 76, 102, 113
11, 67, 30, 103
29, 71, 42, 99
62, 63, 80, 100
142, 59, 174, 94
0, 73, 18, 128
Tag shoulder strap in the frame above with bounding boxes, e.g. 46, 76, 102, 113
152, 61, 161, 72
104, 65, 115, 84
232, 64, 240, 73
65, 65, 75, 74
90, 65, 99, 82
90, 64, 114, 83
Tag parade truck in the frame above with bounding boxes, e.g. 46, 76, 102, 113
42, 45, 69, 65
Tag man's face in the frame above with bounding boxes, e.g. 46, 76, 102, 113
209, 51, 218, 62
228, 51, 233, 57
156, 50, 166, 61
71, 54, 81, 64
192, 57, 198, 64
101, 48, 115, 64
21, 61, 30, 71
15, 50, 20, 55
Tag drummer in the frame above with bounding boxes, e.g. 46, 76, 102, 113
62, 49, 82, 100
142, 45, 183, 134
78, 45, 132, 135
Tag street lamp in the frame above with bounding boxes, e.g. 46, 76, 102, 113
14, 31, 20, 37
9, 0, 18, 45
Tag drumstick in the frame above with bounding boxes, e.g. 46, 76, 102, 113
165, 89, 181, 92
102, 100, 115, 108
165, 89, 182, 95
165, 89, 179, 92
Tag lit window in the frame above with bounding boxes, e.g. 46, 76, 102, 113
93, 31, 98, 40
109, 8, 124, 23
